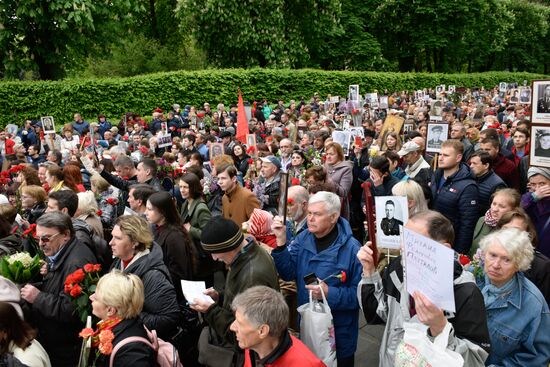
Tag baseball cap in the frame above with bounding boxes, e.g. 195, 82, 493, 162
397, 141, 421, 157
259, 156, 281, 169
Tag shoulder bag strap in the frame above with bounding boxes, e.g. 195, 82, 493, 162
109, 336, 153, 367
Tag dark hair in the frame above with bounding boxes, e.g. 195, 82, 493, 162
184, 134, 196, 144
0, 214, 12, 238
186, 165, 204, 180
46, 164, 64, 183
410, 210, 455, 246
189, 152, 204, 166
291, 150, 308, 164
20, 166, 41, 186
216, 163, 238, 178
0, 302, 36, 355
99, 158, 116, 173
147, 192, 182, 228
497, 208, 538, 246
49, 190, 79, 217
514, 127, 530, 139
305, 165, 327, 182
480, 137, 500, 150
370, 156, 391, 174
470, 150, 493, 168
129, 184, 155, 206
180, 173, 202, 199
382, 150, 400, 163
139, 158, 157, 176
48, 150, 62, 163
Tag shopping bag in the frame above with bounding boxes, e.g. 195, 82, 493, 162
297, 288, 337, 367
395, 321, 464, 367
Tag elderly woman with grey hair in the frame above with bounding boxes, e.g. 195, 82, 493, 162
477, 228, 550, 366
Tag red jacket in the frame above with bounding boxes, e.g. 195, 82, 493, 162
493, 153, 520, 190
244, 334, 326, 367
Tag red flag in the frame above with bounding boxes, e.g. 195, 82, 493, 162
236, 89, 249, 144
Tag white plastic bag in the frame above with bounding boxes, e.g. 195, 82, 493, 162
395, 321, 464, 367
297, 288, 337, 367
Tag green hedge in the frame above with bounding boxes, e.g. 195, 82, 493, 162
0, 69, 547, 126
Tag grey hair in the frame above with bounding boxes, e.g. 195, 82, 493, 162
308, 191, 341, 215
36, 212, 74, 236
392, 180, 428, 216
231, 286, 288, 338
479, 228, 534, 271
288, 185, 309, 204
113, 155, 133, 169
77, 191, 99, 216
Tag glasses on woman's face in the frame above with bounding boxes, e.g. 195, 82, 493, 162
35, 232, 62, 243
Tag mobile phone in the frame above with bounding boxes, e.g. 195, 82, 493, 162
303, 272, 318, 285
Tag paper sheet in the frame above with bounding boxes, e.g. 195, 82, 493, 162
403, 228, 456, 312
180, 280, 215, 305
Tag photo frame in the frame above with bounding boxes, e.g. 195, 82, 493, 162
348, 126, 365, 139
246, 133, 257, 148
448, 85, 456, 94
342, 119, 351, 130
329, 96, 340, 103
519, 87, 531, 104
331, 130, 352, 156
509, 88, 520, 104
157, 133, 172, 148
429, 100, 443, 121
435, 85, 445, 99
374, 196, 409, 249
379, 96, 389, 109
41, 116, 55, 134
426, 123, 449, 153
209, 142, 224, 159
366, 93, 379, 108
403, 123, 414, 134
278, 172, 289, 224
529, 126, 550, 168
531, 80, 550, 124
349, 85, 360, 103
499, 82, 508, 93
379, 114, 405, 140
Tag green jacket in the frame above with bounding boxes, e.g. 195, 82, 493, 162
470, 217, 494, 257
204, 239, 279, 345
180, 198, 211, 242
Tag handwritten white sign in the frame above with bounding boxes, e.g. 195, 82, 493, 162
403, 228, 456, 312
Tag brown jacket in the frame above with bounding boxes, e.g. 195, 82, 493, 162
222, 184, 260, 226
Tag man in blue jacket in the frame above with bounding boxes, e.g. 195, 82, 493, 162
271, 191, 362, 367
430, 139, 479, 254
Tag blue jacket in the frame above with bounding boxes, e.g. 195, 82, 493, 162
271, 218, 362, 359
477, 273, 550, 366
431, 163, 478, 254
72, 120, 90, 136
474, 169, 506, 216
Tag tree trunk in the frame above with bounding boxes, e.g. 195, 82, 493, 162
425, 49, 432, 72
398, 56, 414, 72
149, 0, 159, 40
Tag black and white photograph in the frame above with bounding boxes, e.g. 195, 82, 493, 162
530, 126, 550, 167
374, 196, 409, 249
347, 126, 364, 139
415, 90, 424, 101
342, 119, 351, 130
329, 96, 340, 103
331, 130, 352, 156
365, 93, 378, 108
429, 100, 443, 121
157, 133, 172, 148
246, 133, 256, 148
509, 88, 520, 104
403, 123, 414, 134
41, 116, 55, 134
448, 85, 456, 94
209, 142, 224, 159
435, 85, 445, 99
499, 82, 508, 92
426, 123, 449, 153
349, 84, 360, 102
519, 87, 531, 104
532, 80, 550, 124
379, 96, 389, 109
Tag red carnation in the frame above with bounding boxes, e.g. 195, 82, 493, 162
339, 271, 347, 283
0, 171, 10, 178
196, 113, 205, 118
291, 177, 300, 186
287, 198, 295, 205
72, 269, 85, 283
93, 264, 102, 272
97, 209, 103, 216
106, 198, 118, 206
83, 264, 94, 273
260, 134, 267, 139
247, 158, 254, 164
70, 284, 82, 298
458, 254, 471, 266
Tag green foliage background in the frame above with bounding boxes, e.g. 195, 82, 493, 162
0, 69, 546, 126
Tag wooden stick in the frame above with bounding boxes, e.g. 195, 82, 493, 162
363, 182, 379, 267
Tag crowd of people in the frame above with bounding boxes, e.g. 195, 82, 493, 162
0, 85, 548, 366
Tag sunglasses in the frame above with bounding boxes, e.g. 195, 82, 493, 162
35, 232, 62, 243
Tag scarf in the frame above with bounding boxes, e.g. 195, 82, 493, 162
481, 273, 517, 308
483, 208, 499, 227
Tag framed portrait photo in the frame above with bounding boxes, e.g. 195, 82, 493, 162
531, 80, 550, 124
246, 133, 257, 148
519, 87, 531, 104
349, 84, 360, 103
41, 116, 56, 134
426, 123, 449, 153
331, 130, 352, 156
530, 126, 550, 168
209, 142, 224, 159
374, 196, 409, 249
157, 133, 172, 148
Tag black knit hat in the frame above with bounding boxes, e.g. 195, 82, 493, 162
200, 216, 244, 253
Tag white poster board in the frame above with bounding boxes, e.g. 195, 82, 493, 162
331, 130, 352, 156
157, 133, 172, 148
375, 196, 409, 250
403, 228, 456, 312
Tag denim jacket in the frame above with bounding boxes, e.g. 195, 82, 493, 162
477, 272, 550, 366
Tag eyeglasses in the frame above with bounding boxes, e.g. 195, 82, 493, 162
35, 232, 62, 243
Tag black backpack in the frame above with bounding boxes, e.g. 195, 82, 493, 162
72, 219, 112, 271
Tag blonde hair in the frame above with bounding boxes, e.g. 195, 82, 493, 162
90, 174, 111, 193
115, 215, 153, 251
21, 185, 47, 203
392, 180, 428, 215
77, 191, 99, 216
96, 270, 144, 319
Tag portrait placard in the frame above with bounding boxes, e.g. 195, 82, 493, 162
379, 96, 389, 109
157, 133, 172, 148
379, 114, 405, 140
426, 123, 449, 153
209, 142, 224, 159
403, 228, 456, 312
246, 133, 257, 148
509, 88, 520, 104
448, 85, 456, 94
519, 87, 531, 104
530, 126, 550, 168
375, 196, 409, 250
41, 116, 56, 134
347, 127, 364, 139
499, 82, 508, 92
366, 93, 379, 108
531, 80, 550, 124
429, 100, 443, 121
349, 85, 360, 103
331, 130, 352, 156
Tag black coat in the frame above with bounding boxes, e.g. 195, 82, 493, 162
96, 318, 156, 367
24, 202, 47, 224
30, 237, 97, 367
0, 234, 22, 257
111, 243, 181, 340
